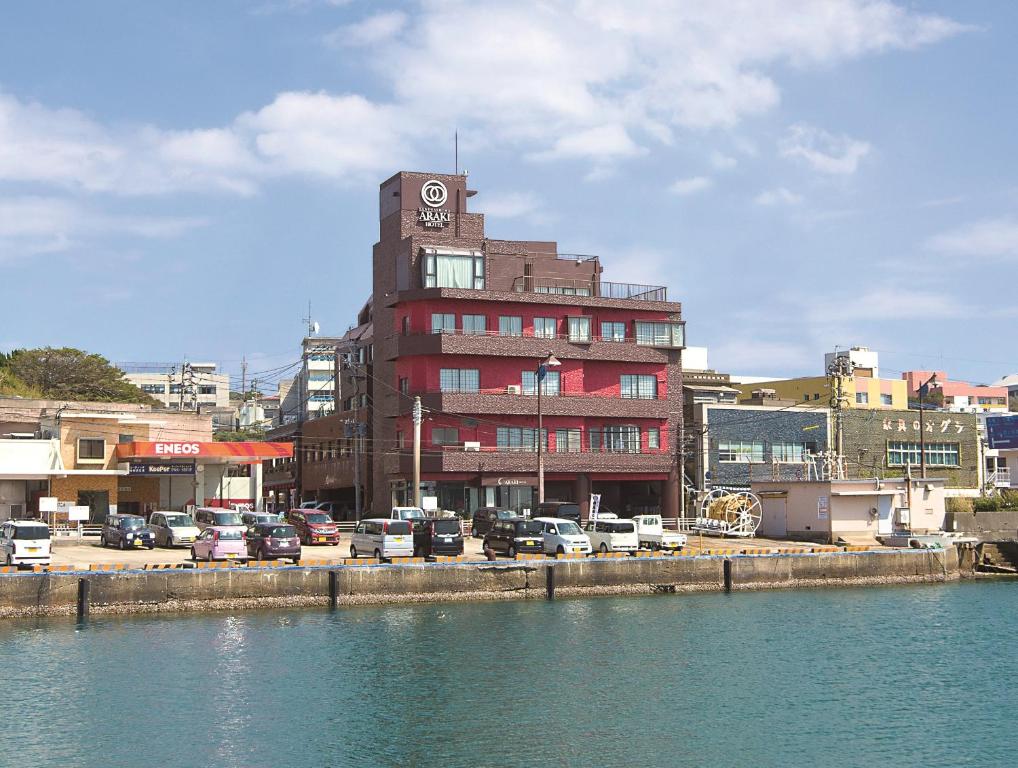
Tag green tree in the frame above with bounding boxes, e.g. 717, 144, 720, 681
214, 427, 267, 442
1010, 393, 1018, 412
4, 347, 157, 404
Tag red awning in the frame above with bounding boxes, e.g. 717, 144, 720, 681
116, 441, 293, 460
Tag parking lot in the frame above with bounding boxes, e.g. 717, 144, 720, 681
44, 531, 836, 569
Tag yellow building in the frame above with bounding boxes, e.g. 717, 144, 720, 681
738, 375, 907, 410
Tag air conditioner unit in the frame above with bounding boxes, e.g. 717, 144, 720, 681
463, 442, 481, 452
506, 385, 522, 395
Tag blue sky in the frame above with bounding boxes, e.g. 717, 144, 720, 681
1, 0, 1016, 393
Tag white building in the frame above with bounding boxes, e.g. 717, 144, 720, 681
119, 362, 231, 411
824, 346, 880, 377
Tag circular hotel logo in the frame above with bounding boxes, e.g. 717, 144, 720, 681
421, 179, 448, 208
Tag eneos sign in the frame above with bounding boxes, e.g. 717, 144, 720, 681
153, 442, 202, 456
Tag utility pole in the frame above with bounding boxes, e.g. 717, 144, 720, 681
412, 396, 422, 508
827, 354, 852, 480
536, 352, 561, 505
917, 373, 938, 480
295, 354, 305, 505
241, 356, 247, 396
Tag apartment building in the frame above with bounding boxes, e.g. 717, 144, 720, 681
119, 362, 230, 410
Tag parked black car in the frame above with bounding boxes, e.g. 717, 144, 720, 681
412, 518, 464, 557
101, 514, 155, 550
483, 518, 545, 558
471, 507, 516, 538
535, 501, 581, 524
246, 522, 301, 563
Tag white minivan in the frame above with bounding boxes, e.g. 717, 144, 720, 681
534, 517, 591, 556
584, 517, 639, 553
0, 520, 53, 566
350, 518, 414, 560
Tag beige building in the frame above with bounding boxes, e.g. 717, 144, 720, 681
753, 477, 947, 544
119, 362, 230, 410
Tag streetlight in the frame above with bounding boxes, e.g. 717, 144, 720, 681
917, 373, 938, 479
536, 352, 561, 505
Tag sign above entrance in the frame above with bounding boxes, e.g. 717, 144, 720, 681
481, 476, 537, 487
129, 462, 195, 476
116, 441, 293, 460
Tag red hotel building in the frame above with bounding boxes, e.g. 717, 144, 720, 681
372, 171, 685, 518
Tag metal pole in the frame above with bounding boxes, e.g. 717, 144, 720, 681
545, 564, 555, 599
723, 558, 732, 593
412, 396, 422, 508
919, 388, 927, 480
537, 379, 544, 504
76, 578, 90, 621
328, 571, 338, 609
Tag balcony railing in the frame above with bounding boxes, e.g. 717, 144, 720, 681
990, 468, 1012, 486
511, 276, 667, 302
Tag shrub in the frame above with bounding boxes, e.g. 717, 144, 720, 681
1000, 489, 1018, 510
974, 496, 1001, 512
946, 497, 974, 515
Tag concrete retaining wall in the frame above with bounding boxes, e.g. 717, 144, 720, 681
0, 549, 959, 618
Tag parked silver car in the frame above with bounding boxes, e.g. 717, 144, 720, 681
149, 511, 201, 548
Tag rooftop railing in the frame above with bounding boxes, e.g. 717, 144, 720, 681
511, 276, 667, 302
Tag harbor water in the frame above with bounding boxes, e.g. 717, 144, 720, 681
1, 581, 1014, 767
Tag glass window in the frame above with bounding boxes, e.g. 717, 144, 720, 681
423, 253, 485, 289
601, 321, 626, 341
463, 315, 486, 335
399, 377, 409, 395
590, 425, 641, 453
887, 442, 960, 467
496, 427, 547, 452
772, 442, 816, 462
620, 374, 658, 399
568, 316, 591, 343
855, 392, 869, 404
718, 441, 765, 463
880, 393, 893, 406
522, 370, 560, 396
431, 313, 456, 334
78, 438, 105, 459
533, 317, 557, 339
555, 428, 581, 453
648, 427, 660, 450
499, 316, 523, 337
432, 428, 460, 445
141, 384, 165, 394
635, 321, 684, 347
439, 369, 480, 393
198, 385, 216, 395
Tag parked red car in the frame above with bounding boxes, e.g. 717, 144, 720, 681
286, 509, 340, 546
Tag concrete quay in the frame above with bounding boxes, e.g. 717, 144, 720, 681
0, 548, 959, 618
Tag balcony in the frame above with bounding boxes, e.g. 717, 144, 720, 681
511, 276, 667, 302
400, 447, 675, 475
989, 468, 1012, 487
393, 330, 677, 363
399, 390, 673, 419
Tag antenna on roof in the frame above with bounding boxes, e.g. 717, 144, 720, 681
455, 130, 458, 175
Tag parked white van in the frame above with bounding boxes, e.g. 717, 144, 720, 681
584, 517, 639, 553
0, 520, 52, 566
533, 517, 591, 556
350, 518, 414, 560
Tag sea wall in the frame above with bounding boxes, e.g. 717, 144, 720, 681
0, 549, 959, 618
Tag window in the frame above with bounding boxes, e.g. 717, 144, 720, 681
496, 427, 547, 452
169, 384, 182, 394
141, 384, 165, 394
432, 428, 460, 445
308, 371, 333, 381
880, 394, 893, 406
555, 428, 581, 453
647, 428, 660, 450
590, 425, 641, 453
423, 252, 485, 289
309, 393, 333, 402
568, 316, 591, 343
402, 315, 410, 335
522, 370, 560, 396
499, 316, 523, 337
620, 374, 658, 399
399, 377, 409, 396
396, 431, 405, 449
199, 385, 216, 395
887, 442, 960, 467
534, 285, 591, 296
635, 321, 684, 348
77, 438, 105, 460
601, 321, 626, 342
773, 442, 816, 462
718, 441, 764, 463
533, 317, 557, 339
431, 313, 456, 334
463, 314, 486, 335
855, 392, 869, 404
439, 369, 480, 393
225, 464, 251, 477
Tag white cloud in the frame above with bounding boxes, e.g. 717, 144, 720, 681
0, 196, 207, 260
477, 191, 542, 219
780, 123, 871, 175
754, 187, 803, 206
709, 151, 737, 170
669, 176, 713, 196
925, 217, 1018, 259
324, 11, 407, 47
528, 124, 645, 162
807, 287, 966, 324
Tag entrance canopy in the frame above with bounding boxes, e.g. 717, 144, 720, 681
116, 441, 292, 464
